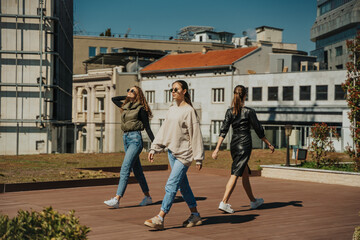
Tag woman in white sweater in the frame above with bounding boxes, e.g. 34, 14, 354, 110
144, 80, 204, 230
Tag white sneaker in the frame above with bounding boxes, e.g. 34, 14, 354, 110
250, 198, 264, 209
139, 196, 152, 206
104, 197, 119, 208
218, 201, 234, 213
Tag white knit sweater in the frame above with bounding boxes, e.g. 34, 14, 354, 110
150, 104, 204, 166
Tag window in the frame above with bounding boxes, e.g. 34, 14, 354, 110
336, 64, 343, 69
268, 87, 278, 101
300, 86, 311, 101
245, 87, 248, 101
252, 87, 262, 101
111, 48, 119, 53
212, 88, 224, 103
189, 89, 195, 102
283, 86, 293, 101
89, 47, 96, 57
212, 120, 222, 135
335, 85, 346, 100
164, 90, 172, 103
159, 119, 165, 127
100, 47, 107, 54
335, 46, 343, 56
199, 36, 203, 42
97, 97, 104, 112
82, 128, 87, 152
316, 85, 328, 100
146, 91, 155, 104
82, 89, 88, 112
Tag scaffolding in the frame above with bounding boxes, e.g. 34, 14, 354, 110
177, 25, 214, 41
0, 0, 74, 155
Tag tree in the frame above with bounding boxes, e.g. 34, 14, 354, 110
343, 30, 360, 171
99, 28, 112, 37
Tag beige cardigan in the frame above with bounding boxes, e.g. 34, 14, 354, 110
150, 104, 204, 166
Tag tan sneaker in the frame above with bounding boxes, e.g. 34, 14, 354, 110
144, 216, 164, 230
183, 214, 202, 228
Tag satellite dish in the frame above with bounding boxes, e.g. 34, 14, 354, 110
242, 31, 247, 36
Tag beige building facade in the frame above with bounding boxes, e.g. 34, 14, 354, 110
73, 36, 235, 74
73, 67, 140, 153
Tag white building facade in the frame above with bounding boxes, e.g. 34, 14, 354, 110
141, 70, 349, 151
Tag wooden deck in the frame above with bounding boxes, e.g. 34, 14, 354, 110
1, 168, 359, 239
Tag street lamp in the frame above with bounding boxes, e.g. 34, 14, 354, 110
285, 125, 293, 167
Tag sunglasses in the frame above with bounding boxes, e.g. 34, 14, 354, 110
170, 88, 179, 93
127, 89, 136, 93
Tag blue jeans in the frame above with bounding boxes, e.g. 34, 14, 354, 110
116, 131, 149, 197
161, 150, 197, 213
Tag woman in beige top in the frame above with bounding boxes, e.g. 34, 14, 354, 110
144, 80, 204, 230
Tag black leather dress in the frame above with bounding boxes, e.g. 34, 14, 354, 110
219, 107, 265, 177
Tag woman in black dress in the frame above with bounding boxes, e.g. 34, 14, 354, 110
212, 85, 274, 213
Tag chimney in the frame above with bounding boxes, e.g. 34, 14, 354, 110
202, 46, 210, 54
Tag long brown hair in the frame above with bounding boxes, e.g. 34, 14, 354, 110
173, 80, 199, 118
232, 85, 246, 115
121, 86, 153, 118
173, 80, 193, 107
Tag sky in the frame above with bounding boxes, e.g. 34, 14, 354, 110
74, 0, 317, 54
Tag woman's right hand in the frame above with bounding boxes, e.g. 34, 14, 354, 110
148, 152, 154, 163
268, 144, 275, 153
212, 149, 219, 160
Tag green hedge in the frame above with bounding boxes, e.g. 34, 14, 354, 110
0, 207, 90, 240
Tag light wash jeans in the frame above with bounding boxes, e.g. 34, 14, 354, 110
161, 150, 197, 213
116, 131, 149, 197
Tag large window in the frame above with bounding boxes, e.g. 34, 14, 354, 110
212, 88, 224, 103
89, 47, 96, 57
300, 86, 311, 101
100, 47, 107, 54
268, 87, 278, 101
111, 48, 119, 53
82, 89, 88, 112
335, 85, 346, 100
97, 97, 104, 112
316, 85, 328, 100
335, 46, 343, 56
283, 86, 293, 101
212, 120, 222, 135
164, 90, 172, 103
146, 91, 155, 104
252, 87, 262, 101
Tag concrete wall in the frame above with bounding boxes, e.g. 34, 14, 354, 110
0, 0, 73, 155
233, 44, 272, 74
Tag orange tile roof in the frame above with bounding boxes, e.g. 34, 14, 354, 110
141, 46, 258, 73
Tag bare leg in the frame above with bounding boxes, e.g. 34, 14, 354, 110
158, 210, 166, 219
242, 166, 256, 202
222, 175, 239, 203
144, 192, 151, 197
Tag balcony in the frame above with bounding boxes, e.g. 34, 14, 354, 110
93, 112, 105, 123
76, 112, 87, 122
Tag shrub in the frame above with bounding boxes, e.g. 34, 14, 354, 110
0, 206, 90, 240
310, 123, 338, 168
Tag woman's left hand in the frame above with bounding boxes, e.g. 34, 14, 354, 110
148, 152, 154, 163
196, 164, 202, 171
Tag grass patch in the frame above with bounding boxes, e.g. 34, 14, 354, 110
297, 161, 356, 172
0, 149, 351, 183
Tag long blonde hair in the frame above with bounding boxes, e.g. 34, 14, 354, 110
232, 85, 246, 115
121, 86, 153, 118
